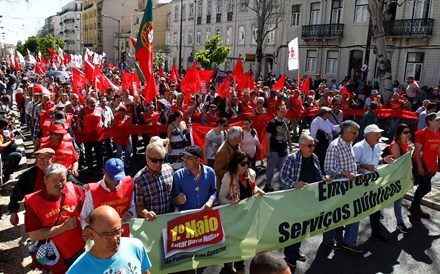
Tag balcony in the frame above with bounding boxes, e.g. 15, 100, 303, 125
227, 12, 233, 21
384, 18, 434, 37
64, 18, 75, 24
216, 13, 221, 23
206, 14, 211, 24
197, 16, 201, 25
302, 24, 344, 39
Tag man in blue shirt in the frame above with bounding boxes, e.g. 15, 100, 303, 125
173, 145, 217, 211
67, 205, 151, 274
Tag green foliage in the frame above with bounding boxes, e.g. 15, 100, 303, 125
15, 34, 66, 57
194, 35, 231, 70
154, 53, 166, 69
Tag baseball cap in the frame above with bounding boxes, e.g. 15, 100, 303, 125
55, 102, 65, 109
104, 158, 126, 181
425, 112, 440, 122
49, 123, 67, 134
45, 101, 55, 112
371, 89, 379, 95
183, 145, 203, 158
34, 147, 55, 156
364, 124, 384, 135
118, 104, 127, 111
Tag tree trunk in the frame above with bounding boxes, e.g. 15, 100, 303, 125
368, 0, 393, 94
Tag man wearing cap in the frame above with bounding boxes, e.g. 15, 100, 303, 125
8, 147, 81, 227
68, 206, 151, 274
134, 142, 174, 221
410, 112, 440, 220
173, 145, 217, 212
80, 158, 136, 230
159, 76, 169, 96
39, 121, 79, 177
353, 124, 396, 241
364, 90, 382, 109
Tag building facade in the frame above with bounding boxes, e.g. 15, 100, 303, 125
59, 1, 82, 55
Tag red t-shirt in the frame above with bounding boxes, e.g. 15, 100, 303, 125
414, 128, 440, 172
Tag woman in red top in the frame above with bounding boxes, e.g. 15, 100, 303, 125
389, 124, 412, 234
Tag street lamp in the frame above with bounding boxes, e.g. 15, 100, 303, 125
103, 14, 121, 63
178, 0, 183, 74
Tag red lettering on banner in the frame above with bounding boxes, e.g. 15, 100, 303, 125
163, 210, 225, 258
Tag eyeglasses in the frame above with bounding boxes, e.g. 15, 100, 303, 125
37, 156, 53, 161
257, 102, 263, 104
182, 155, 197, 161
240, 161, 250, 167
403, 130, 411, 134
149, 157, 165, 163
89, 227, 124, 238
222, 124, 228, 127
349, 131, 359, 136
301, 144, 315, 148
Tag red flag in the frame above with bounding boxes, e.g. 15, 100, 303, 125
168, 63, 179, 84
122, 70, 133, 90
14, 58, 21, 71
133, 70, 141, 98
48, 48, 58, 59
33, 84, 46, 94
130, 37, 137, 49
198, 70, 214, 94
180, 62, 202, 94
301, 76, 311, 95
136, 0, 154, 84
217, 73, 231, 99
235, 71, 249, 92
35, 62, 46, 75
143, 72, 158, 104
107, 62, 113, 69
63, 54, 71, 65
232, 55, 245, 84
158, 67, 165, 77
71, 74, 87, 105
84, 60, 95, 80
271, 74, 286, 91
341, 86, 350, 97
249, 73, 255, 91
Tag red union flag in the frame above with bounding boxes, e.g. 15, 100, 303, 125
136, 0, 154, 81
163, 209, 225, 258
288, 37, 299, 70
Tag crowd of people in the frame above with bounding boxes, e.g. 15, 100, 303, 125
1, 60, 439, 273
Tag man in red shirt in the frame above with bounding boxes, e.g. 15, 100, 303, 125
410, 112, 440, 220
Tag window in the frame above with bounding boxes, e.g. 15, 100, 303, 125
240, 0, 249, 12
413, 0, 431, 19
405, 52, 424, 81
135, 16, 140, 25
188, 31, 193, 45
331, 0, 342, 24
251, 25, 258, 45
238, 26, 245, 44
291, 5, 301, 26
226, 27, 232, 44
189, 3, 194, 19
196, 31, 202, 45
198, 2, 203, 17
306, 50, 317, 73
326, 51, 339, 74
217, 0, 222, 14
354, 0, 368, 23
310, 2, 321, 25
182, 4, 186, 21
207, 0, 212, 15
173, 32, 178, 45
206, 29, 211, 41
174, 6, 179, 21
267, 24, 275, 44
166, 31, 170, 45
227, 0, 233, 12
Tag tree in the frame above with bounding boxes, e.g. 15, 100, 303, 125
194, 35, 231, 70
368, 0, 393, 94
153, 53, 166, 70
245, 0, 286, 80
16, 34, 65, 57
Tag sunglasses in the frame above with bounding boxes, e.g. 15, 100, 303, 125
222, 124, 228, 127
149, 157, 165, 163
240, 161, 250, 167
257, 102, 263, 104
301, 144, 316, 148
403, 130, 411, 134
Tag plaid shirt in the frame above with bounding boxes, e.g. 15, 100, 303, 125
133, 164, 174, 215
281, 150, 322, 189
324, 136, 357, 179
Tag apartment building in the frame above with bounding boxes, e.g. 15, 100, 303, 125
58, 1, 82, 55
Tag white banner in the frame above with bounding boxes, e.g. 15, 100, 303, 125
288, 37, 299, 70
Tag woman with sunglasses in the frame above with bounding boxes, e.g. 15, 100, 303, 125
389, 123, 413, 234
252, 97, 267, 116
240, 117, 267, 168
218, 150, 264, 274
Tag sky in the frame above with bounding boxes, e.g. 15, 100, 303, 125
0, 0, 71, 45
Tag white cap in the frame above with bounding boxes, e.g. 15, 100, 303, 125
364, 124, 384, 135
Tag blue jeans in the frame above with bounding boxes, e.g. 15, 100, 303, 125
265, 151, 286, 186
284, 242, 301, 261
115, 138, 132, 165
84, 141, 104, 169
394, 198, 403, 224
2, 151, 22, 178
323, 221, 359, 247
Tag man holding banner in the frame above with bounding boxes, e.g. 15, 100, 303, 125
323, 120, 363, 253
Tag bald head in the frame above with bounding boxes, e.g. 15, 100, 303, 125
89, 205, 121, 228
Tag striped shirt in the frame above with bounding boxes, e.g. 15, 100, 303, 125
324, 136, 357, 179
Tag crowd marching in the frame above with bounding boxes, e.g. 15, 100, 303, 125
1, 56, 439, 274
